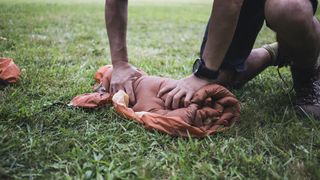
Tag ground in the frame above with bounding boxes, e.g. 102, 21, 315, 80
0, 0, 320, 179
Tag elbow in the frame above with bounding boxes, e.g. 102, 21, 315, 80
105, 0, 115, 6
230, 0, 244, 8
230, 0, 244, 14
226, 0, 244, 9
105, 0, 128, 17
213, 0, 244, 17
105, 0, 116, 7
214, 0, 244, 12
106, 0, 127, 6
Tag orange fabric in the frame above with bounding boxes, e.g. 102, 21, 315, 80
0, 57, 21, 84
70, 65, 240, 137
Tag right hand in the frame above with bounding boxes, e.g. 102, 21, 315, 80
109, 62, 143, 105
158, 74, 212, 110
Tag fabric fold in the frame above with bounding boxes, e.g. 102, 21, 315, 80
70, 65, 240, 137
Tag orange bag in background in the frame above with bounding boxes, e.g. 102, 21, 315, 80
0, 57, 21, 85
70, 65, 240, 137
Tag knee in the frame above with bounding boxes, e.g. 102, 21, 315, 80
265, 0, 313, 32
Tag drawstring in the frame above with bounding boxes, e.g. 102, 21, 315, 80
277, 67, 294, 93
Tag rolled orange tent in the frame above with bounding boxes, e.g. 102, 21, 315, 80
70, 65, 240, 137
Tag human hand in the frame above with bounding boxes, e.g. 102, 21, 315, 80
109, 62, 143, 105
157, 74, 212, 110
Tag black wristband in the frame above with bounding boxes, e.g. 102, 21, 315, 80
192, 58, 219, 80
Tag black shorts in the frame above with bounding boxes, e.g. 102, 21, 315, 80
200, 0, 318, 72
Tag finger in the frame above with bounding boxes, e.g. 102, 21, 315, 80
191, 85, 227, 103
157, 84, 176, 98
172, 90, 186, 109
217, 96, 239, 106
124, 82, 136, 105
184, 92, 193, 107
130, 72, 143, 81
134, 70, 144, 77
110, 84, 124, 94
165, 88, 179, 109
200, 107, 220, 117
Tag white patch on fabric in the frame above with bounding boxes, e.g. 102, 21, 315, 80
112, 90, 129, 107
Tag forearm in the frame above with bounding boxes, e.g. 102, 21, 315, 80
202, 0, 244, 71
105, 0, 128, 67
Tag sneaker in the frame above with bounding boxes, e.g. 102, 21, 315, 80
291, 65, 320, 120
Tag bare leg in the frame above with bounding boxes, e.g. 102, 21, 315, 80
265, 0, 320, 69
216, 47, 272, 88
264, 0, 320, 119
231, 48, 272, 88
223, 0, 320, 88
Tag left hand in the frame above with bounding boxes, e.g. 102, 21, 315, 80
157, 74, 212, 110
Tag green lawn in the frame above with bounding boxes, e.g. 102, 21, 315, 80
1, 0, 319, 179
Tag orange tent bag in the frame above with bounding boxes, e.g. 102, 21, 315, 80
70, 65, 240, 137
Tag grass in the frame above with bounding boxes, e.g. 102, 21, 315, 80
1, 0, 320, 179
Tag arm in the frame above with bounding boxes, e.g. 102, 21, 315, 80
202, 0, 244, 71
105, 0, 128, 66
158, 0, 244, 109
105, 0, 142, 104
